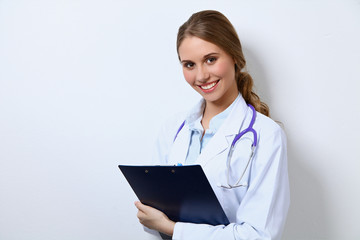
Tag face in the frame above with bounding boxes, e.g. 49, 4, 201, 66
178, 36, 238, 107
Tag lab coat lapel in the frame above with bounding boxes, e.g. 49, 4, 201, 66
197, 96, 249, 167
167, 124, 191, 165
167, 99, 205, 165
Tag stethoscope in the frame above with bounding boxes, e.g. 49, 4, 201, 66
173, 104, 258, 189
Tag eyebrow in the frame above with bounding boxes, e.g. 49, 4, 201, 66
180, 52, 220, 63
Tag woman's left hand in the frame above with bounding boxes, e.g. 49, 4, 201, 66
134, 201, 175, 236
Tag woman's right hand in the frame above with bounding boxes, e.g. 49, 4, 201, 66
134, 201, 175, 236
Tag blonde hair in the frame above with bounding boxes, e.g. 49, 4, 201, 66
177, 10, 270, 116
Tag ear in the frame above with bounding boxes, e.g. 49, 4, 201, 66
233, 57, 237, 64
233, 57, 239, 67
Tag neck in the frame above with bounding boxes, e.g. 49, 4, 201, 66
201, 93, 238, 129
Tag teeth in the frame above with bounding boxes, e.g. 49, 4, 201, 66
201, 81, 217, 90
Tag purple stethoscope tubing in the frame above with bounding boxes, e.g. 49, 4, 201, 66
224, 104, 257, 188
173, 120, 186, 142
231, 104, 257, 148
173, 104, 258, 189
174, 104, 257, 146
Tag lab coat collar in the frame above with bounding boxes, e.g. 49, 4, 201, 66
167, 99, 205, 166
187, 95, 240, 134
167, 94, 250, 166
185, 99, 205, 125
197, 94, 249, 167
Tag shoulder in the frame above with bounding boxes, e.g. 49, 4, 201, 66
159, 111, 188, 141
158, 98, 204, 140
254, 111, 286, 144
251, 112, 288, 172
155, 110, 190, 153
152, 111, 188, 165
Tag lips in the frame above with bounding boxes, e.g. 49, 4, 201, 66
198, 80, 220, 92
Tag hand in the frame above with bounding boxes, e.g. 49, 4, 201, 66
134, 201, 175, 236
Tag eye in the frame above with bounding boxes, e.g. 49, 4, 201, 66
206, 57, 217, 64
183, 62, 195, 69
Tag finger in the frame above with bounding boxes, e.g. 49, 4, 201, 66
134, 201, 151, 212
134, 201, 143, 211
137, 210, 146, 219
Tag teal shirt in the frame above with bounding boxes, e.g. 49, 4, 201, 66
185, 95, 240, 165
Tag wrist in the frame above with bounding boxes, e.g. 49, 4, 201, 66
161, 219, 175, 236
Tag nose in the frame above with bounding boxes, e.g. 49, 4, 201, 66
196, 65, 210, 83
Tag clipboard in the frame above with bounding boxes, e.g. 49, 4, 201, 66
118, 165, 229, 226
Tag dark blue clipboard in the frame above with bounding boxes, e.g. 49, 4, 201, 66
118, 165, 230, 226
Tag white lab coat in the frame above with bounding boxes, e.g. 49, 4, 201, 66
152, 95, 290, 240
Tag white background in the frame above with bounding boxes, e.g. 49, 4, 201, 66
1, 0, 359, 239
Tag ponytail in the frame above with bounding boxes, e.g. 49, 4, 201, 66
236, 69, 270, 117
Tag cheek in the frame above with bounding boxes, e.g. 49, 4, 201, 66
213, 61, 235, 79
183, 70, 195, 85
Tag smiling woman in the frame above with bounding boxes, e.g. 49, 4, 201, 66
177, 9, 270, 117
178, 37, 239, 122
134, 10, 290, 240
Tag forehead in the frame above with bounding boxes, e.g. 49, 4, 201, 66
178, 36, 223, 61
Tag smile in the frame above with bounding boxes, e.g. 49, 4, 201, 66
199, 80, 219, 91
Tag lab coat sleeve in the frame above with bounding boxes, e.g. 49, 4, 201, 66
172, 123, 290, 240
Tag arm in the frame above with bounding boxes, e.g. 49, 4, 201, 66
141, 115, 289, 239
135, 115, 184, 238
172, 125, 290, 240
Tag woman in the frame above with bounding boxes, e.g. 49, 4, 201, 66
135, 10, 290, 240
